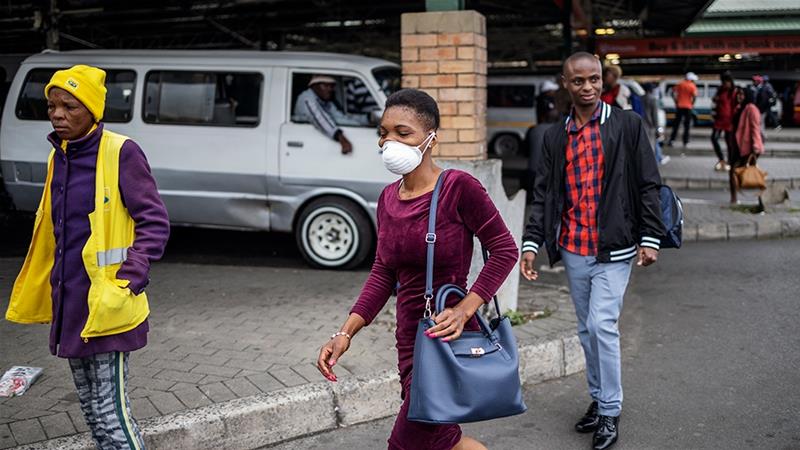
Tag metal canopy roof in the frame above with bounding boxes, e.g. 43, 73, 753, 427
0, 1, 709, 64
686, 18, 800, 35
704, 0, 800, 17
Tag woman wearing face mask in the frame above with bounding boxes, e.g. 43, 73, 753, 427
316, 89, 519, 450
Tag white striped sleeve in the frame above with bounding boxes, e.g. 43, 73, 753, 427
521, 240, 539, 255
640, 236, 661, 250
304, 98, 340, 140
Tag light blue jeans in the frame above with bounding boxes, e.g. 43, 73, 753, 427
560, 249, 633, 417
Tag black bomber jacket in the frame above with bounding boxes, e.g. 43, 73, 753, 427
522, 102, 666, 265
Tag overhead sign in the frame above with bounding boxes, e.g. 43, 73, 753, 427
597, 36, 800, 57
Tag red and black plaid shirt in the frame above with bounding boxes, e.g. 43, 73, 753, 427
559, 102, 605, 256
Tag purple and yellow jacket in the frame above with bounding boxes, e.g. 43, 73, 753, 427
37, 124, 168, 358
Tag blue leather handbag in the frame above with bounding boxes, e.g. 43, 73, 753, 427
407, 170, 527, 424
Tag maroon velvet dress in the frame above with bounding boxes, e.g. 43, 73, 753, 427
350, 170, 519, 450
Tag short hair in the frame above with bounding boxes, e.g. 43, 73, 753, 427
563, 51, 601, 73
385, 89, 440, 130
604, 65, 622, 78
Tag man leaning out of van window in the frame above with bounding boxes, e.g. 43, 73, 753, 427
294, 75, 366, 155
6, 64, 169, 450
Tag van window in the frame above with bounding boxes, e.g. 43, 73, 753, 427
290, 73, 373, 128
372, 66, 401, 97
15, 68, 135, 122
488, 85, 536, 108
144, 71, 262, 127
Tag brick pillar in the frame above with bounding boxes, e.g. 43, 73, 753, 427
401, 10, 488, 160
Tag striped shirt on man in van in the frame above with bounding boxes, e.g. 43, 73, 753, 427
293, 75, 365, 154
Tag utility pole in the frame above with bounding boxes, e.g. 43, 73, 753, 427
562, 0, 573, 60
583, 0, 595, 54
44, 0, 60, 50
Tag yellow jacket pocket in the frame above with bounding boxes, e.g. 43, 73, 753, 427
81, 278, 149, 339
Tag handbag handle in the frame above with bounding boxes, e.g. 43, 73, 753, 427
424, 170, 502, 319
435, 284, 495, 337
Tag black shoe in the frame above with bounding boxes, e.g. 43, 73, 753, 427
592, 415, 619, 450
574, 401, 599, 433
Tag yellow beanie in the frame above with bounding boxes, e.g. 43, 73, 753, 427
45, 65, 107, 122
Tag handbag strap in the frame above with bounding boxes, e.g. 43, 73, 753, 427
423, 170, 447, 318
424, 170, 501, 319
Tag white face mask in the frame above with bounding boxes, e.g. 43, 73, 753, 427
380, 132, 436, 176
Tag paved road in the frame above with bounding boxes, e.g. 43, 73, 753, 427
268, 239, 800, 449
0, 218, 575, 448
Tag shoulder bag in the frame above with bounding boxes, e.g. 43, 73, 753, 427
407, 170, 527, 424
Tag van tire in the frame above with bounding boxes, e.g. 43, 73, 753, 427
295, 196, 373, 270
491, 134, 521, 157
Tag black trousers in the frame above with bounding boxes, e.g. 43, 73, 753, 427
711, 128, 729, 161
670, 108, 693, 146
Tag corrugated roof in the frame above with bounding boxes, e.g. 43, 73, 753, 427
704, 0, 800, 17
687, 17, 800, 35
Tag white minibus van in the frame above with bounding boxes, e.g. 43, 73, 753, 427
1, 50, 401, 269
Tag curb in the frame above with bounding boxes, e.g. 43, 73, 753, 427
663, 176, 800, 190
686, 216, 800, 242
688, 131, 800, 144
15, 334, 584, 450
663, 148, 800, 158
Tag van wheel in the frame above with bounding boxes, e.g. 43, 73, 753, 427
296, 197, 373, 270
491, 134, 521, 157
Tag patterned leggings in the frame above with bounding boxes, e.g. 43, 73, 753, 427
68, 352, 145, 450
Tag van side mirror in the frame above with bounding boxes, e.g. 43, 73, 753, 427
369, 109, 383, 126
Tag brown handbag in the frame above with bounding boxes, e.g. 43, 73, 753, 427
734, 154, 768, 190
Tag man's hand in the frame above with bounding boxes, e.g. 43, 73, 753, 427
637, 247, 658, 267
339, 134, 353, 154
519, 251, 539, 281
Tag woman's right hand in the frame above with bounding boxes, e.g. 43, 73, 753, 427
317, 335, 350, 382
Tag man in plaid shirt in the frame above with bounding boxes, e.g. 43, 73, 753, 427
520, 52, 665, 450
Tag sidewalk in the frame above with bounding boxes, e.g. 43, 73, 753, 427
663, 139, 800, 158
688, 126, 800, 143
660, 156, 800, 189
680, 199, 800, 241
678, 187, 800, 242
0, 259, 581, 450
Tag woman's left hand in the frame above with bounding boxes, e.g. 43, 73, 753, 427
426, 306, 470, 342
